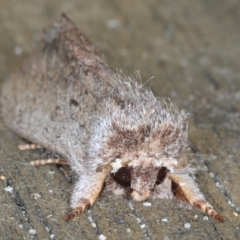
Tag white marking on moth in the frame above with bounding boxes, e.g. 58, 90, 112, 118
161, 218, 168, 222
144, 137, 149, 142
142, 106, 146, 115
111, 158, 123, 173
178, 182, 186, 187
155, 158, 178, 169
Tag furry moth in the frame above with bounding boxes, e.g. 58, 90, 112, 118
1, 14, 224, 222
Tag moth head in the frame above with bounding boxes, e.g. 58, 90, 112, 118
109, 154, 179, 201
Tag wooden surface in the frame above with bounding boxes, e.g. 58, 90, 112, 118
0, 1, 240, 239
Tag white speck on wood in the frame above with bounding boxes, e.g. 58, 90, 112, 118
32, 193, 41, 200
88, 216, 93, 222
209, 172, 214, 178
29, 229, 36, 235
106, 19, 120, 29
136, 218, 141, 223
140, 224, 146, 229
99, 234, 106, 240
4, 186, 13, 193
91, 222, 97, 228
14, 46, 22, 55
143, 202, 151, 206
184, 223, 191, 229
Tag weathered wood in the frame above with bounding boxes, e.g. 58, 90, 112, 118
0, 0, 239, 239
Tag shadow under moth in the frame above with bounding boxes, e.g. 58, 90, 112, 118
1, 14, 224, 222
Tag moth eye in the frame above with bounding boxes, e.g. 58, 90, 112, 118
155, 167, 169, 185
111, 167, 131, 187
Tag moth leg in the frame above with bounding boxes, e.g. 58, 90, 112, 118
59, 166, 70, 175
30, 159, 69, 166
18, 144, 69, 166
18, 144, 42, 150
167, 172, 225, 222
64, 171, 108, 221
59, 166, 71, 183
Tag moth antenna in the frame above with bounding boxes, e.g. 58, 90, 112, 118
193, 200, 225, 222
168, 172, 225, 222
67, 171, 109, 220
64, 199, 90, 221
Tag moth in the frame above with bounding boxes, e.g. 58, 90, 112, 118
1, 14, 224, 222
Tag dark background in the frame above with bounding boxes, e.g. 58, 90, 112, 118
0, 0, 240, 239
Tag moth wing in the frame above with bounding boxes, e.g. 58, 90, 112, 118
60, 14, 105, 68
1, 15, 115, 168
